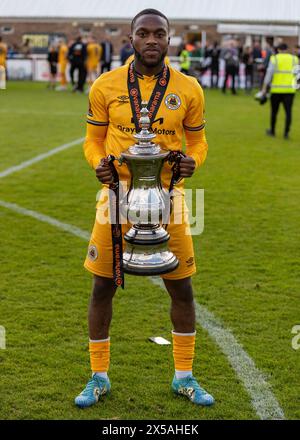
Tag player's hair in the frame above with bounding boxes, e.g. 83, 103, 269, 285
131, 9, 170, 32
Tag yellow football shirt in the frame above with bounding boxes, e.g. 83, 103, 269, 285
84, 63, 207, 194
87, 43, 102, 69
58, 44, 68, 65
0, 42, 7, 67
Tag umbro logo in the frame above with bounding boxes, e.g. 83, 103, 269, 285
117, 95, 129, 104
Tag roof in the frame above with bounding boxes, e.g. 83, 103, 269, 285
1, 0, 300, 24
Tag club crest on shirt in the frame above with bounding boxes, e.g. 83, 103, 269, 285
165, 93, 181, 110
88, 245, 98, 261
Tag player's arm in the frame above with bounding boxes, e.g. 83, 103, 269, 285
181, 80, 208, 177
84, 84, 114, 184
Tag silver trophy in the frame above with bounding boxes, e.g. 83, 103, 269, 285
120, 101, 179, 275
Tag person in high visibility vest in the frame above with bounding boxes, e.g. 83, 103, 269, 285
179, 47, 191, 75
261, 43, 299, 139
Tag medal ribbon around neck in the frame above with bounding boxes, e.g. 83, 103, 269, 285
127, 61, 170, 131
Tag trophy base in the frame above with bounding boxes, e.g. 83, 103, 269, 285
122, 242, 179, 276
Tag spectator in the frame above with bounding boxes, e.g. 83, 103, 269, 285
47, 44, 58, 89
21, 38, 31, 56
263, 41, 274, 68
190, 41, 204, 82
101, 37, 113, 73
208, 41, 221, 88
68, 35, 87, 93
179, 45, 191, 75
252, 40, 262, 60
242, 46, 254, 93
222, 41, 239, 95
294, 45, 300, 62
120, 37, 134, 65
0, 36, 7, 88
86, 35, 102, 92
56, 39, 68, 91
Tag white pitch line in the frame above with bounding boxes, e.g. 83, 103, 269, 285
150, 276, 285, 420
0, 137, 84, 179
0, 199, 285, 420
0, 200, 90, 241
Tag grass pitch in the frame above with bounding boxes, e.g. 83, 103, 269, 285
0, 81, 299, 419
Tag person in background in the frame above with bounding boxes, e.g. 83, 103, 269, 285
68, 35, 87, 93
252, 39, 266, 86
100, 37, 113, 73
294, 45, 300, 62
47, 44, 58, 90
86, 35, 102, 92
190, 40, 204, 83
261, 41, 274, 84
179, 44, 191, 75
7, 43, 19, 58
120, 37, 134, 65
0, 36, 7, 89
261, 43, 298, 140
252, 40, 262, 60
242, 46, 254, 93
222, 41, 239, 95
21, 38, 32, 56
0, 36, 7, 70
208, 41, 220, 88
56, 39, 68, 91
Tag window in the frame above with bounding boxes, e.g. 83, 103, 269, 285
1, 26, 14, 35
105, 28, 121, 37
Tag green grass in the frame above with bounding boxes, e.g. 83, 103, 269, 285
0, 81, 299, 419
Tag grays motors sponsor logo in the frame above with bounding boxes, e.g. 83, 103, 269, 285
117, 124, 175, 136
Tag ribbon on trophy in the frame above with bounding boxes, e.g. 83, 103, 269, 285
163, 151, 186, 229
101, 155, 124, 289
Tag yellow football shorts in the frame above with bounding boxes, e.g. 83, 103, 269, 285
59, 63, 67, 74
87, 62, 99, 71
84, 192, 196, 281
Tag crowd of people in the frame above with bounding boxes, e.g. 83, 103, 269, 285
179, 38, 300, 94
46, 35, 117, 93
1, 32, 300, 95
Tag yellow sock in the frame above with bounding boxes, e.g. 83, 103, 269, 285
89, 338, 110, 374
172, 331, 196, 376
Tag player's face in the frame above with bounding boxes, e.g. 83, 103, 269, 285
131, 15, 169, 67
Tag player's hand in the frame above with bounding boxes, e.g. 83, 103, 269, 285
95, 159, 114, 184
179, 156, 196, 178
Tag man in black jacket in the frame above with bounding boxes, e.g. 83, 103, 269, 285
68, 36, 87, 92
101, 38, 113, 73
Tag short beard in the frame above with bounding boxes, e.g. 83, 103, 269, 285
132, 45, 167, 68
